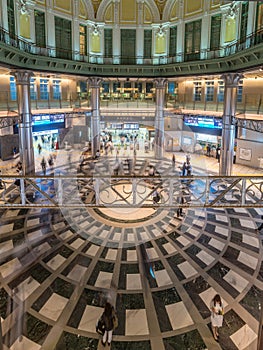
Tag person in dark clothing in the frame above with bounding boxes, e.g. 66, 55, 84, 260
100, 302, 118, 347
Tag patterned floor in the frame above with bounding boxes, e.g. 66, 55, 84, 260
0, 155, 263, 350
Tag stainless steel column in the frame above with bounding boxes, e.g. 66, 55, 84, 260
219, 73, 243, 176
154, 78, 167, 159
12, 70, 35, 175
88, 77, 102, 158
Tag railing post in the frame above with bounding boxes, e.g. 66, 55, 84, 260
94, 178, 100, 205
57, 176, 63, 205
20, 178, 26, 205
205, 177, 210, 206
132, 178, 137, 206
241, 178, 246, 206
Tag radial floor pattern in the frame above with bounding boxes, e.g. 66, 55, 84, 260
0, 157, 262, 350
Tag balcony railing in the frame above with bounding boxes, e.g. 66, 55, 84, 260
0, 26, 262, 66
0, 174, 262, 209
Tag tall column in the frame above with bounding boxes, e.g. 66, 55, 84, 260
12, 70, 35, 175
219, 73, 243, 176
112, 0, 120, 64
72, 0, 80, 60
176, 0, 184, 62
154, 78, 167, 159
46, 0, 56, 56
136, 0, 144, 64
0, 0, 8, 30
88, 77, 102, 157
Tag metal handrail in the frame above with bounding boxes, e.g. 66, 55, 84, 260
0, 174, 262, 209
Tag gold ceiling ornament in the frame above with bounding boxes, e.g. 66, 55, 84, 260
91, 0, 103, 16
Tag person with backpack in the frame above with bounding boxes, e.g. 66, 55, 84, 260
99, 302, 118, 347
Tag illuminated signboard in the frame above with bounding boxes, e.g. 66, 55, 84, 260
32, 114, 65, 125
184, 116, 222, 129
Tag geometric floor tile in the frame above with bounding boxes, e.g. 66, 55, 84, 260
39, 293, 68, 321
239, 219, 257, 229
0, 258, 22, 278
14, 277, 40, 301
230, 324, 257, 350
177, 261, 197, 279
67, 264, 87, 282
94, 271, 113, 289
126, 274, 142, 290
127, 250, 137, 261
10, 336, 41, 350
125, 309, 149, 335
155, 269, 172, 287
208, 238, 225, 251
196, 250, 215, 265
105, 248, 118, 260
166, 302, 194, 330
237, 251, 258, 269
79, 305, 104, 333
242, 234, 259, 248
163, 242, 177, 254
223, 270, 249, 293
46, 254, 66, 270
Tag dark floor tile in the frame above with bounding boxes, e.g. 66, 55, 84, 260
111, 340, 151, 350
240, 285, 263, 321
163, 329, 207, 350
57, 332, 98, 350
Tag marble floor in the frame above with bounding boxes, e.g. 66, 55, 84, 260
0, 151, 263, 350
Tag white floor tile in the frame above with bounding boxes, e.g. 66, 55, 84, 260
15, 277, 40, 301
196, 250, 215, 265
155, 269, 172, 287
208, 238, 225, 251
86, 244, 100, 256
178, 261, 197, 279
67, 265, 87, 282
125, 309, 149, 335
127, 250, 137, 261
46, 254, 66, 270
70, 238, 85, 249
95, 271, 112, 289
215, 226, 229, 237
230, 324, 257, 350
239, 219, 257, 229
166, 302, 194, 329
105, 249, 118, 260
0, 258, 22, 278
0, 240, 13, 254
242, 234, 259, 248
215, 215, 228, 223
126, 274, 142, 290
79, 305, 103, 332
146, 247, 159, 259
223, 270, 249, 293
163, 242, 177, 254
10, 336, 41, 350
176, 236, 191, 247
40, 293, 68, 321
237, 252, 258, 270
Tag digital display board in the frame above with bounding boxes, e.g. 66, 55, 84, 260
123, 123, 139, 129
32, 114, 65, 125
184, 116, 222, 129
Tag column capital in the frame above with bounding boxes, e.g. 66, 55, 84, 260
88, 77, 103, 88
11, 70, 34, 85
154, 78, 168, 89
220, 73, 243, 87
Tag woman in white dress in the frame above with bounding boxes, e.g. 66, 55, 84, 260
210, 294, 224, 341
